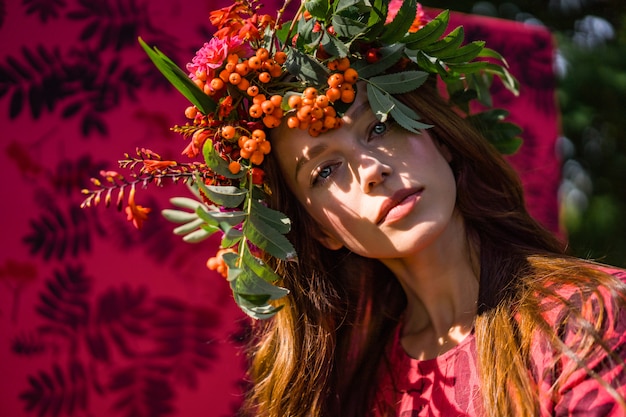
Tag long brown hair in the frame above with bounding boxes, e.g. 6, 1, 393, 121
241, 80, 626, 416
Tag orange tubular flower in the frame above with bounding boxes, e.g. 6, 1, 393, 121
142, 160, 176, 173
125, 185, 151, 230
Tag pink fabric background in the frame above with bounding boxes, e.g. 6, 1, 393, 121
0, 1, 560, 416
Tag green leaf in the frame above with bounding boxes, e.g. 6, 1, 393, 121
438, 40, 485, 63
368, 70, 429, 94
285, 47, 329, 85
250, 200, 291, 234
366, 84, 395, 122
244, 215, 297, 261
201, 209, 246, 227
321, 32, 350, 58
332, 14, 368, 38
201, 138, 244, 179
403, 9, 450, 49
234, 272, 289, 303
354, 43, 405, 78
379, 0, 417, 44
305, 0, 330, 19
233, 292, 284, 319
389, 95, 432, 133
138, 38, 217, 115
423, 26, 465, 57
467, 110, 523, 155
170, 197, 204, 211
242, 246, 282, 283
173, 218, 205, 235
162, 208, 199, 224
221, 227, 243, 248
222, 252, 243, 281
446, 61, 490, 75
182, 227, 215, 243
195, 180, 247, 208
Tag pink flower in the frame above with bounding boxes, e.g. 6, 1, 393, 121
386, 1, 426, 32
187, 37, 230, 78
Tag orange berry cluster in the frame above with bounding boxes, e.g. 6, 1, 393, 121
285, 57, 358, 137
193, 47, 287, 129
206, 248, 236, 278
222, 126, 272, 174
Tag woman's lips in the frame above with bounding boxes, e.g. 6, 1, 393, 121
377, 188, 423, 225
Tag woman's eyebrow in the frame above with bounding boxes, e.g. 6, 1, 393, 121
294, 144, 328, 182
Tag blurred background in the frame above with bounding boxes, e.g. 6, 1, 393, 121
430, 0, 626, 267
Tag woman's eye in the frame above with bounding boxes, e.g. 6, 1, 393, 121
372, 122, 387, 135
312, 163, 338, 186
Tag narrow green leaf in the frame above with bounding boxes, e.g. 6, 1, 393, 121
354, 43, 405, 78
235, 269, 289, 301
173, 218, 204, 235
285, 47, 329, 84
368, 70, 428, 94
138, 38, 216, 115
438, 41, 485, 63
202, 209, 247, 227
250, 200, 291, 234
242, 246, 282, 283
162, 209, 199, 224
403, 9, 450, 49
379, 0, 417, 44
423, 26, 465, 57
195, 178, 247, 208
221, 227, 243, 248
321, 32, 350, 58
366, 84, 395, 122
182, 227, 215, 243
233, 292, 284, 319
244, 216, 297, 261
305, 0, 330, 19
170, 197, 204, 211
332, 14, 368, 38
389, 96, 432, 133
446, 61, 489, 75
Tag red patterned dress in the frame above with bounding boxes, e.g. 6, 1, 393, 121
373, 268, 626, 416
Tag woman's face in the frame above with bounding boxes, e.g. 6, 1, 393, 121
271, 92, 459, 260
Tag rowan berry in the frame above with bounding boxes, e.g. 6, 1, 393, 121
270, 95, 283, 108
219, 69, 230, 83
326, 87, 341, 102
221, 125, 236, 140
272, 107, 284, 119
324, 106, 337, 117
238, 135, 249, 149
287, 116, 300, 129
225, 62, 237, 73
258, 72, 271, 83
311, 106, 324, 120
337, 57, 350, 71
249, 103, 263, 118
237, 77, 250, 91
328, 73, 344, 88
297, 105, 313, 121
261, 100, 275, 115
185, 106, 198, 119
236, 62, 250, 76
210, 78, 225, 91
228, 160, 241, 174
253, 94, 267, 105
259, 140, 271, 154
228, 72, 242, 85
288, 95, 302, 109
227, 54, 239, 65
263, 115, 281, 128
269, 64, 282, 78
243, 138, 258, 153
304, 87, 318, 100
343, 68, 358, 84
341, 88, 355, 103
194, 78, 205, 89
247, 85, 259, 97
248, 56, 262, 70
274, 51, 287, 64
252, 129, 266, 142
315, 95, 329, 108
249, 151, 264, 165
256, 48, 270, 61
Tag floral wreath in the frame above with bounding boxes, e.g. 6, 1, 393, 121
82, 0, 521, 319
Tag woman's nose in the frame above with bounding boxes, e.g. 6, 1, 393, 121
358, 155, 392, 193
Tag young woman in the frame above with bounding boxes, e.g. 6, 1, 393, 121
243, 79, 626, 416
82, 0, 626, 415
